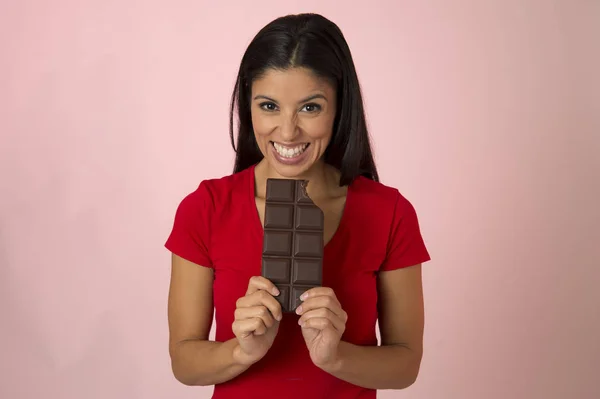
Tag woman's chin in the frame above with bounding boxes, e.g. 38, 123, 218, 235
270, 162, 313, 179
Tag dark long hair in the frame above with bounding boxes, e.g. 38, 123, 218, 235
229, 13, 379, 186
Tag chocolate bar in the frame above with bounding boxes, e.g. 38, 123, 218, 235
261, 178, 324, 312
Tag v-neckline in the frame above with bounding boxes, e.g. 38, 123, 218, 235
247, 164, 352, 251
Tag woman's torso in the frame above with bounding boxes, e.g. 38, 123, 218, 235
202, 165, 399, 399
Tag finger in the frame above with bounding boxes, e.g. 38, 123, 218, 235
297, 295, 345, 321
300, 286, 337, 301
232, 317, 267, 338
246, 276, 280, 296
299, 308, 345, 332
236, 290, 283, 321
234, 306, 276, 329
300, 317, 336, 331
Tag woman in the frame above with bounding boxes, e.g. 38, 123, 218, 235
165, 13, 431, 398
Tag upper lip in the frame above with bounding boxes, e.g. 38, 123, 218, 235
272, 141, 308, 148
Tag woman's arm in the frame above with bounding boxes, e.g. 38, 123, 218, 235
168, 254, 251, 386
319, 264, 425, 389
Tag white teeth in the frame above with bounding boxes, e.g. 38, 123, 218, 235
273, 142, 308, 158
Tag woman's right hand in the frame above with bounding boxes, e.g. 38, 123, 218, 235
232, 276, 283, 366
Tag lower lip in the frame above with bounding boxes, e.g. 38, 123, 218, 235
270, 143, 310, 166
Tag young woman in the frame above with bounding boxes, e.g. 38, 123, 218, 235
165, 13, 431, 399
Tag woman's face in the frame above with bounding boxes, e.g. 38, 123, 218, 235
250, 67, 337, 178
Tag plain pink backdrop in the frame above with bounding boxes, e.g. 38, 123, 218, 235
1, 1, 599, 398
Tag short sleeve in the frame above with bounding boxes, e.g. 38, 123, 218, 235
380, 192, 431, 271
164, 181, 214, 268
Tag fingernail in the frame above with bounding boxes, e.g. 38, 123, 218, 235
272, 287, 280, 296
300, 293, 307, 301
276, 313, 282, 321
295, 306, 303, 314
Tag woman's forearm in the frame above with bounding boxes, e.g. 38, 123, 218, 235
170, 338, 251, 386
320, 341, 422, 390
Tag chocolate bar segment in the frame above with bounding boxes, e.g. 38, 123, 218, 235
261, 179, 324, 312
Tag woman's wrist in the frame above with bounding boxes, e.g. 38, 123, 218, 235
314, 341, 346, 374
230, 340, 262, 367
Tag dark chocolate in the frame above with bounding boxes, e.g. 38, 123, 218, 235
261, 178, 324, 312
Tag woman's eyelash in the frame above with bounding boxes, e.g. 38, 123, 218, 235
258, 102, 322, 112
259, 102, 278, 111
302, 103, 321, 112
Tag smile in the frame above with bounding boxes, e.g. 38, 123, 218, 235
272, 142, 309, 159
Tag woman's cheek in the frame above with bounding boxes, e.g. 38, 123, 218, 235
251, 117, 274, 149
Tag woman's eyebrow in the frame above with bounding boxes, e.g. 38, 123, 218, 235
253, 95, 277, 102
298, 94, 328, 103
253, 94, 328, 103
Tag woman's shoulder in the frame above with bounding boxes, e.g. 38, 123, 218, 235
349, 176, 421, 222
351, 176, 405, 205
178, 166, 253, 209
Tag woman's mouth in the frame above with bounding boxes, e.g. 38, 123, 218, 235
272, 142, 309, 159
270, 141, 311, 166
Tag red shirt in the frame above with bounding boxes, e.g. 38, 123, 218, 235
165, 164, 430, 398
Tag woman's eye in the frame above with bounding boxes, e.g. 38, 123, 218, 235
302, 103, 321, 113
260, 102, 278, 111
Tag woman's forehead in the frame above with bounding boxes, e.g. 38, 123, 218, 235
252, 68, 335, 98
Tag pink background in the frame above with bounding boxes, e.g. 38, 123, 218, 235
1, 1, 599, 398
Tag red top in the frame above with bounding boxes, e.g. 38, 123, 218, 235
165, 164, 431, 398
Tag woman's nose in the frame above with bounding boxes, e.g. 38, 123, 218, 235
279, 114, 300, 141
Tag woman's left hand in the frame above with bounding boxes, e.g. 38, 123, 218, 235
296, 287, 348, 369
